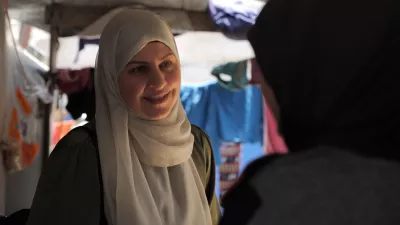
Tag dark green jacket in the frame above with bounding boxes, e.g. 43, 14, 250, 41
27, 122, 220, 225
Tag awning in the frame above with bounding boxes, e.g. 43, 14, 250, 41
7, 0, 216, 37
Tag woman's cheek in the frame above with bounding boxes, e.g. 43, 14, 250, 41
119, 75, 146, 104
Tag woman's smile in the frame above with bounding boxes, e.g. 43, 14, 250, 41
144, 91, 171, 105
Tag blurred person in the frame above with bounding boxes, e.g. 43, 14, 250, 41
27, 9, 219, 225
220, 0, 400, 224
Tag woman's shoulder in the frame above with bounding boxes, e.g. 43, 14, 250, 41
48, 122, 98, 168
191, 124, 213, 160
39, 122, 100, 192
191, 124, 212, 148
28, 122, 103, 225
58, 124, 94, 146
190, 124, 214, 182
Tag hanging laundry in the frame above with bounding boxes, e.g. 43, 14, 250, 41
181, 82, 263, 165
74, 37, 100, 63
219, 142, 242, 198
250, 58, 288, 154
211, 59, 250, 91
263, 102, 288, 154
56, 68, 92, 95
0, 14, 49, 173
3, 56, 43, 173
55, 68, 95, 121
209, 0, 266, 40
51, 120, 75, 150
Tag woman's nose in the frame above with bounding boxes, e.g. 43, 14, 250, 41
148, 69, 166, 90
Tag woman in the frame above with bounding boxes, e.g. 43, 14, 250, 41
220, 0, 400, 224
27, 9, 220, 225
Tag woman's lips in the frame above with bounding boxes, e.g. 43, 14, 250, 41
144, 91, 171, 104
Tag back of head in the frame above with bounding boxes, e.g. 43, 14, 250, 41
248, 0, 400, 157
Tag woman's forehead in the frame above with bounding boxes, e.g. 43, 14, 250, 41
130, 42, 174, 61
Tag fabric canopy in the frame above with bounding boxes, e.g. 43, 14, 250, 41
7, 0, 214, 36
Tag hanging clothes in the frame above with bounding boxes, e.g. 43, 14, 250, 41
263, 102, 287, 154
181, 82, 264, 165
211, 59, 249, 91
219, 142, 242, 198
209, 0, 265, 40
249, 58, 288, 154
56, 68, 92, 95
56, 68, 96, 121
74, 38, 100, 63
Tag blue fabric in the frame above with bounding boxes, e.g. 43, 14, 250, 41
181, 82, 263, 165
209, 0, 261, 40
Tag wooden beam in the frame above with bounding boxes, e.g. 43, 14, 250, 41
46, 4, 216, 37
41, 7, 59, 170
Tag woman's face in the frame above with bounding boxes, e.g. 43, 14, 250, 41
118, 42, 181, 120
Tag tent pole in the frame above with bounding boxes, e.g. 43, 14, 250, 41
41, 14, 59, 171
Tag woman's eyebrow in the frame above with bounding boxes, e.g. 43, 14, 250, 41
127, 53, 173, 65
161, 53, 174, 60
127, 61, 149, 65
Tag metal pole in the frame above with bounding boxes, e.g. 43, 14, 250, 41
41, 7, 58, 171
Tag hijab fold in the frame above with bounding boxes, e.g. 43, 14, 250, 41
95, 9, 212, 225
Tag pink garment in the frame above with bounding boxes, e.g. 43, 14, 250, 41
263, 101, 288, 154
56, 68, 91, 94
249, 58, 288, 154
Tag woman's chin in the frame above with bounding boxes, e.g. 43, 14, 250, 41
141, 106, 173, 120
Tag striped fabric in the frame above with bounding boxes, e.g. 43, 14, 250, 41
219, 142, 242, 198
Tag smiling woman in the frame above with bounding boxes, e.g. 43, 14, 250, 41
118, 42, 181, 120
27, 9, 220, 225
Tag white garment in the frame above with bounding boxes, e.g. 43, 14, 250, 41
95, 9, 212, 225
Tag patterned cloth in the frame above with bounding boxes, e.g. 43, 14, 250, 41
219, 142, 242, 198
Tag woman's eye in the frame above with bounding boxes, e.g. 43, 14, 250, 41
129, 66, 147, 74
160, 60, 172, 69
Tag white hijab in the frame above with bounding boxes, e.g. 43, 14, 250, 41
95, 9, 212, 225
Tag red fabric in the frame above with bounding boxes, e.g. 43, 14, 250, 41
56, 68, 91, 94
250, 58, 263, 84
249, 58, 288, 154
264, 98, 288, 155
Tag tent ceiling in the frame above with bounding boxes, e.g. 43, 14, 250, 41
8, 0, 215, 37
9, 0, 208, 10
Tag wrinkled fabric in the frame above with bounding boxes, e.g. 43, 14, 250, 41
209, 0, 265, 40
